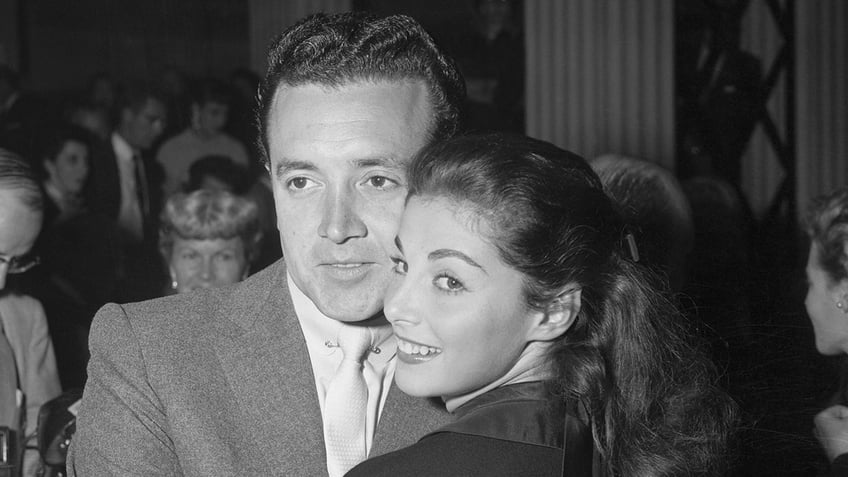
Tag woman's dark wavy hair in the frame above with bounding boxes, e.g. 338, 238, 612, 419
408, 133, 737, 476
805, 186, 848, 284
257, 11, 466, 167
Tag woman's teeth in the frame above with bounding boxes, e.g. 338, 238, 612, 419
397, 337, 441, 356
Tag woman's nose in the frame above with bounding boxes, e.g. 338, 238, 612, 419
384, 275, 418, 326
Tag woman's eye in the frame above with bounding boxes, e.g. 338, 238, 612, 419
434, 274, 465, 292
391, 257, 408, 275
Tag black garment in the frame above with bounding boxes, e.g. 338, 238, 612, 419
84, 139, 165, 301
824, 454, 848, 477
347, 382, 598, 477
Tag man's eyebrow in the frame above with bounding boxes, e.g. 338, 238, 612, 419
274, 156, 403, 179
353, 156, 404, 169
274, 159, 317, 179
394, 236, 404, 254
429, 249, 487, 274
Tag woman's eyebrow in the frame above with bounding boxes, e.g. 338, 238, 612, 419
429, 249, 487, 274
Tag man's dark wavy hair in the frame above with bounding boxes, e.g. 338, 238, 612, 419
408, 133, 738, 476
256, 12, 466, 167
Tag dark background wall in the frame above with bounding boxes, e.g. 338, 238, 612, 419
20, 0, 249, 92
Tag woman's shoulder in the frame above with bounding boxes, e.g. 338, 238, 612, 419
348, 430, 562, 477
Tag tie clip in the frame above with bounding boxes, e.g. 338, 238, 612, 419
324, 340, 381, 354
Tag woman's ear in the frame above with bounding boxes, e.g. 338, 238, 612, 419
527, 288, 582, 341
836, 279, 848, 314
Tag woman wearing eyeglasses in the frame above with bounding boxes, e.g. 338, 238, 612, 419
0, 148, 61, 477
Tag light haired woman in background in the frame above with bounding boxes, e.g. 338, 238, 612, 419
159, 189, 262, 294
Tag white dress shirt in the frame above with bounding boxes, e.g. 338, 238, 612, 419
111, 132, 144, 241
287, 273, 397, 456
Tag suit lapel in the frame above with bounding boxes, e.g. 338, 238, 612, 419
371, 380, 452, 457
215, 262, 327, 473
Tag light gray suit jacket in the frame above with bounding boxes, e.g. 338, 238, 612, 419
67, 261, 451, 476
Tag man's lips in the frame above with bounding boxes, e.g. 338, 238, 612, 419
318, 261, 379, 280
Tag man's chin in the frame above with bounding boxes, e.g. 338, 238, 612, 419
320, 303, 385, 323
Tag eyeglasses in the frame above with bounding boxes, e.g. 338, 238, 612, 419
0, 254, 41, 274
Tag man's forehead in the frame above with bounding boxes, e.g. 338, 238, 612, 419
267, 80, 432, 163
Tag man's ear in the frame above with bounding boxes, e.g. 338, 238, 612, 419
527, 288, 582, 342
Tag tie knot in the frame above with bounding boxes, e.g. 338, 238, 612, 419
337, 325, 373, 363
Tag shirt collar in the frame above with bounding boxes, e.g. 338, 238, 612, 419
444, 340, 555, 413
111, 132, 136, 161
287, 273, 393, 351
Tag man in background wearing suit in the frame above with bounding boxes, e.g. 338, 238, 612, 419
68, 12, 466, 476
85, 85, 167, 302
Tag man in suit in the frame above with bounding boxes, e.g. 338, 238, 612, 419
85, 84, 167, 302
68, 12, 466, 476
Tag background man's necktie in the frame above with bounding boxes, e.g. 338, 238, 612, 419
323, 325, 372, 477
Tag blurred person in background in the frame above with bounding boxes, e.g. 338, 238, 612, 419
85, 83, 167, 302
40, 125, 91, 224
35, 125, 122, 390
156, 78, 249, 199
0, 66, 44, 164
590, 154, 694, 293
804, 187, 848, 476
158, 189, 261, 295
0, 148, 61, 477
184, 154, 250, 195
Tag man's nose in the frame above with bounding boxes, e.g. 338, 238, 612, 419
200, 258, 213, 280
318, 187, 367, 243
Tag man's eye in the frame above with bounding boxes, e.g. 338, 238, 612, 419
286, 176, 319, 191
366, 176, 398, 190
391, 257, 408, 275
289, 177, 309, 189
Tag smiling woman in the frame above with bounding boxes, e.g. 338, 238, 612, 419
348, 133, 737, 477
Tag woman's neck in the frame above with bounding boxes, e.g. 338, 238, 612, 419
443, 340, 554, 413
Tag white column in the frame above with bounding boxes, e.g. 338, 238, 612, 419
796, 0, 848, 213
525, 0, 675, 168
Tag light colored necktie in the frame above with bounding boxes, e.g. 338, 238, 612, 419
324, 325, 372, 477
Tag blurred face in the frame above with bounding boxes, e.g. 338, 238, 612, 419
169, 237, 249, 293
805, 243, 848, 355
195, 101, 228, 134
0, 190, 42, 289
121, 98, 166, 150
45, 140, 89, 195
267, 81, 432, 322
385, 197, 540, 398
